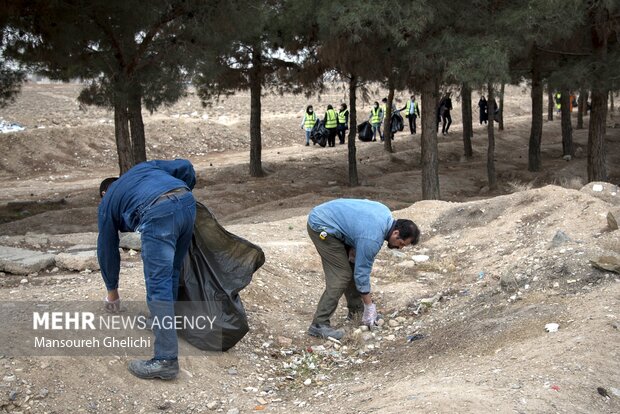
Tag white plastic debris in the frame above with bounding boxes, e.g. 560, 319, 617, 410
411, 255, 430, 263
545, 323, 560, 333
592, 184, 603, 192
0, 120, 25, 133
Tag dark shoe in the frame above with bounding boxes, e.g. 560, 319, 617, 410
128, 358, 179, 380
308, 324, 344, 340
305, 143, 309, 146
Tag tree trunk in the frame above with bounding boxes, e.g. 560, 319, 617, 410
461, 83, 473, 158
560, 88, 574, 157
128, 88, 147, 164
610, 90, 615, 117
587, 4, 608, 182
249, 46, 264, 177
529, 52, 543, 172
498, 82, 505, 131
420, 78, 440, 200
487, 83, 497, 190
113, 94, 133, 174
383, 80, 394, 153
547, 88, 554, 121
577, 89, 587, 129
347, 74, 359, 186
588, 89, 608, 181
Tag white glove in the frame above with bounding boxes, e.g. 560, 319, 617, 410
362, 303, 378, 326
104, 297, 121, 313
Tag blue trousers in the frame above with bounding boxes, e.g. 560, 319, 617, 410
137, 191, 196, 360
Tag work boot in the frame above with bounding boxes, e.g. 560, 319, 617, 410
128, 358, 179, 380
308, 323, 344, 340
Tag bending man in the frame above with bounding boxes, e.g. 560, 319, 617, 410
98, 159, 197, 380
306, 199, 420, 340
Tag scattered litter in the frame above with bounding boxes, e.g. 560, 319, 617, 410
407, 334, 424, 343
545, 323, 560, 333
0, 120, 25, 133
592, 184, 603, 192
597, 387, 610, 399
551, 384, 560, 392
412, 255, 430, 263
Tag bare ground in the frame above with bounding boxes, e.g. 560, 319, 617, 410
0, 83, 619, 413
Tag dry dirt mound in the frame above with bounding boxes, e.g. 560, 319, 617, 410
1, 185, 618, 413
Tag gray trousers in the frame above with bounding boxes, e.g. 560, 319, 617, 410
307, 224, 363, 325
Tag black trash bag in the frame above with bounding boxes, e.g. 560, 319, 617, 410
357, 121, 373, 142
391, 112, 404, 133
176, 202, 265, 351
310, 120, 328, 147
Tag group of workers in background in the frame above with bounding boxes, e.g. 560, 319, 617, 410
301, 93, 502, 146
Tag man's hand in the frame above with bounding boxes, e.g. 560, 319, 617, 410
362, 302, 378, 326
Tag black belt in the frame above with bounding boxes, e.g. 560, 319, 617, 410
153, 187, 189, 205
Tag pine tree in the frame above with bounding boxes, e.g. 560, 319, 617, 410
5, 0, 208, 174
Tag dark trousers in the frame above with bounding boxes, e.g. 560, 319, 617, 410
407, 115, 417, 134
441, 111, 452, 134
307, 224, 363, 325
337, 125, 347, 144
327, 128, 337, 147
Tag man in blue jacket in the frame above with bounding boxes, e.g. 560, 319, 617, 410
306, 199, 420, 340
98, 159, 197, 380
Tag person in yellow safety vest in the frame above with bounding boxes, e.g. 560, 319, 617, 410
555, 92, 561, 114
337, 103, 349, 145
323, 104, 338, 147
300, 105, 318, 146
399, 95, 420, 134
368, 101, 384, 141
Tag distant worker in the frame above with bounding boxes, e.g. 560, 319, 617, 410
382, 97, 398, 140
437, 93, 453, 135
300, 105, 318, 146
478, 96, 488, 124
337, 103, 349, 145
323, 104, 338, 147
306, 199, 420, 339
369, 101, 384, 142
399, 95, 420, 134
555, 92, 561, 114
98, 159, 197, 380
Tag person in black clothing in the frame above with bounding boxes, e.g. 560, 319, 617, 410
437, 94, 453, 135
478, 96, 488, 124
337, 103, 349, 145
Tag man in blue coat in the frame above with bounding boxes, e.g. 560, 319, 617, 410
307, 199, 420, 339
98, 159, 197, 380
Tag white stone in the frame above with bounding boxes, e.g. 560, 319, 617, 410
411, 255, 430, 263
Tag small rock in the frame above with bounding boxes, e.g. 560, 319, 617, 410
228, 368, 238, 376
303, 379, 312, 386
550, 230, 571, 248
411, 255, 430, 263
119, 232, 142, 250
562, 154, 572, 161
388, 319, 399, 327
37, 388, 49, 398
9, 390, 18, 401
206, 401, 219, 410
590, 256, 620, 274
227, 409, 240, 414
20, 278, 28, 284
3, 374, 16, 382
256, 397, 268, 405
386, 334, 396, 341
157, 400, 172, 410
359, 325, 369, 332
361, 332, 374, 342
376, 319, 385, 327
276, 336, 292, 347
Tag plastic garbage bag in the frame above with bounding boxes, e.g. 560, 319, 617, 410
357, 121, 373, 142
175, 202, 265, 351
391, 112, 404, 133
310, 120, 328, 147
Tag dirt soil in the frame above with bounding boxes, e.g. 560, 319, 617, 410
0, 83, 619, 413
